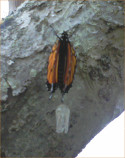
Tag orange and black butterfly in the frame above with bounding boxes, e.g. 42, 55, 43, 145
46, 31, 76, 101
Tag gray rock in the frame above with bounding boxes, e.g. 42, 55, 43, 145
1, 0, 124, 157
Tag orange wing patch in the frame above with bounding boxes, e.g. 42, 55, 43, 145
47, 41, 59, 84
64, 43, 76, 87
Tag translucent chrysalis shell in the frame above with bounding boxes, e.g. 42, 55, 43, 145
56, 104, 70, 134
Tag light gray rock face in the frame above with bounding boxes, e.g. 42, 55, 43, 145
1, 0, 124, 157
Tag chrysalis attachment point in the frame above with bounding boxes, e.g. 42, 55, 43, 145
61, 94, 64, 103
56, 104, 70, 134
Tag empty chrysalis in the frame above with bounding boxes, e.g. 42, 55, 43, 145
56, 104, 70, 134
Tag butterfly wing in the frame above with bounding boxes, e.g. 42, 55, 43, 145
47, 41, 60, 92
63, 42, 76, 93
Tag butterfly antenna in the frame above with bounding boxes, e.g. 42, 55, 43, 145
50, 24, 61, 40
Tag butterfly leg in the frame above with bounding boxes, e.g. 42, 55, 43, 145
49, 93, 53, 99
61, 93, 64, 103
49, 83, 54, 99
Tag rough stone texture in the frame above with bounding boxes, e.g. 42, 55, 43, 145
1, 0, 124, 157
9, 0, 25, 14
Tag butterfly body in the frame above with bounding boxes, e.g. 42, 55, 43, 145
58, 32, 69, 92
47, 31, 76, 98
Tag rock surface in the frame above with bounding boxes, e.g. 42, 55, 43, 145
1, 0, 124, 157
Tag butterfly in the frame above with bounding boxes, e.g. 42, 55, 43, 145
46, 31, 76, 102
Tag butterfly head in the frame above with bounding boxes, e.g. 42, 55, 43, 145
61, 31, 69, 41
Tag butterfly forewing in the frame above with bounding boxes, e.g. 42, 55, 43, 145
47, 41, 60, 91
64, 43, 76, 91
